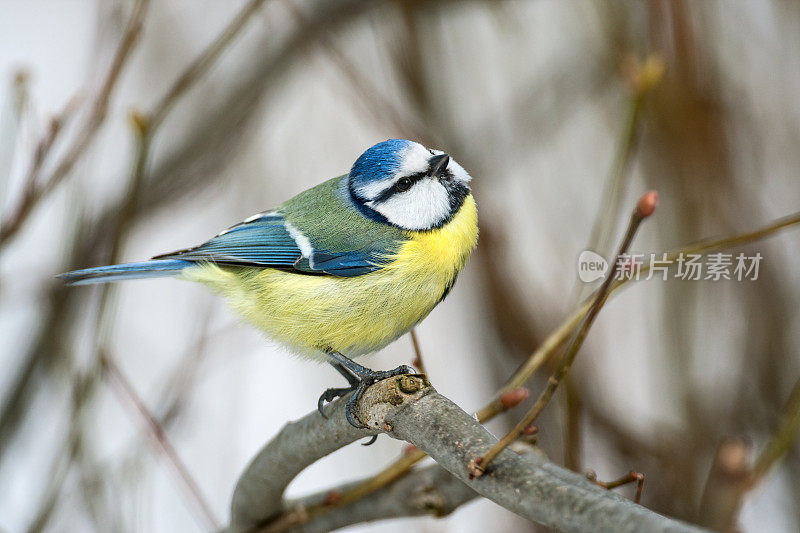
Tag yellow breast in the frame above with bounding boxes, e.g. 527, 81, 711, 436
390, 193, 479, 295
185, 194, 478, 359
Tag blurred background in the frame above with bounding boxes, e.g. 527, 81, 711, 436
1, 1, 799, 531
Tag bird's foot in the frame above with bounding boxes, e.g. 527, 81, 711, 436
317, 361, 415, 430
341, 364, 414, 429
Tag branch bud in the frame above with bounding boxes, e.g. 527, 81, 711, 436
500, 387, 530, 409
636, 191, 658, 219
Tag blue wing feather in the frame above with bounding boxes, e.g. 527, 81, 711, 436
58, 259, 192, 285
307, 250, 388, 276
154, 212, 393, 277
154, 213, 304, 267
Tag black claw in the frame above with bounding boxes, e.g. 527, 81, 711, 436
317, 386, 355, 418
321, 351, 416, 429
344, 383, 369, 428
361, 435, 378, 446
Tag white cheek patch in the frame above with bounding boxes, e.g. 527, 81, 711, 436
367, 178, 451, 230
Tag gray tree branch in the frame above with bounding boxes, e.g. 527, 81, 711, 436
228, 393, 378, 532
226, 375, 707, 533
275, 442, 547, 532
277, 458, 481, 533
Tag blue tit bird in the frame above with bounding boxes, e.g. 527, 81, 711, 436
60, 139, 478, 428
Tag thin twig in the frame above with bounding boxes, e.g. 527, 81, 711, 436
471, 192, 659, 477
100, 351, 220, 530
585, 54, 665, 259
747, 376, 800, 489
409, 328, 427, 375
498, 209, 800, 403
0, 70, 30, 206
697, 437, 751, 530
0, 0, 150, 248
26, 357, 100, 533
566, 54, 664, 469
586, 470, 646, 504
149, 0, 269, 130
563, 378, 583, 471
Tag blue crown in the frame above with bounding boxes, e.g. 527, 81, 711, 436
349, 139, 412, 187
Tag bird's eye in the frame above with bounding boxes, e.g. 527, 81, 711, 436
395, 177, 412, 192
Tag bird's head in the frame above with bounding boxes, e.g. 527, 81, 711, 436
347, 139, 472, 231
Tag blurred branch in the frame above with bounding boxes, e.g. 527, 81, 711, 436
0, 225, 86, 459
228, 376, 702, 533
748, 376, 800, 488
100, 351, 220, 530
0, 0, 150, 249
472, 192, 658, 477
12, 1, 272, 522
34, 311, 227, 532
153, 306, 221, 425
698, 437, 751, 531
585, 54, 665, 259
0, 70, 30, 201
27, 362, 100, 533
109, 0, 269, 255
285, 1, 423, 139
566, 54, 665, 468
395, 2, 437, 138
126, 0, 394, 212
149, 0, 269, 130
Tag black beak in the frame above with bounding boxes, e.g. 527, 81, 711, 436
429, 153, 450, 177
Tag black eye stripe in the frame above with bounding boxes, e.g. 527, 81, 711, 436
372, 171, 428, 203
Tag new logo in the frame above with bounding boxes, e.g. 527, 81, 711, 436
578, 250, 609, 282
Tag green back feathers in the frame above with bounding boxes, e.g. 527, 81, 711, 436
279, 176, 406, 255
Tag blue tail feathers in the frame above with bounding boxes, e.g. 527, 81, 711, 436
57, 259, 193, 285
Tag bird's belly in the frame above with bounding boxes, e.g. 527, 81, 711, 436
186, 261, 453, 359
185, 194, 478, 359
